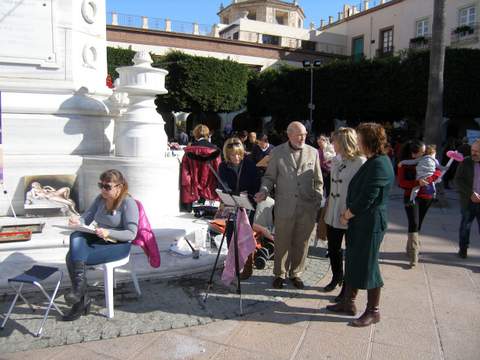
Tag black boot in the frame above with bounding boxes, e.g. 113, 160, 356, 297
351, 287, 381, 327
334, 282, 346, 303
326, 285, 358, 316
61, 295, 92, 321
323, 277, 343, 292
64, 261, 87, 305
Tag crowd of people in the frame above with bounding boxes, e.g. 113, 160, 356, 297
63, 121, 477, 329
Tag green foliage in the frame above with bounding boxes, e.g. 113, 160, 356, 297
247, 48, 480, 122
153, 51, 250, 113
107, 48, 250, 114
107, 47, 136, 79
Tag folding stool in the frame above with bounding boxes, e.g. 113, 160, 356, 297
0, 265, 64, 337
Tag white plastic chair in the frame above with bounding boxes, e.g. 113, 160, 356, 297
100, 254, 141, 318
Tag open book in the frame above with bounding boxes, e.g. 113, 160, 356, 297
53, 223, 117, 243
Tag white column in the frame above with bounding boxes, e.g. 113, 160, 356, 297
193, 22, 199, 35
165, 19, 171, 32
112, 12, 118, 25
211, 24, 220, 37
114, 52, 169, 157
141, 16, 148, 29
320, 19, 325, 28
328, 16, 334, 24
364, 1, 370, 11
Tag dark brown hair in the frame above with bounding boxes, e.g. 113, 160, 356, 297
100, 169, 129, 212
356, 122, 388, 156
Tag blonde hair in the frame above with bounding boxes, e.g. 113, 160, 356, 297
100, 169, 129, 213
192, 124, 210, 141
425, 144, 436, 156
223, 137, 245, 162
332, 127, 361, 160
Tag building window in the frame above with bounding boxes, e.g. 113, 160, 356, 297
233, 32, 239, 40
222, 17, 229, 24
262, 34, 281, 45
416, 18, 429, 37
352, 36, 364, 61
380, 28, 394, 53
298, 19, 302, 28
275, 10, 288, 25
459, 6, 476, 26
247, 10, 256, 21
301, 40, 316, 51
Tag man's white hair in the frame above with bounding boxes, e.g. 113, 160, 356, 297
287, 121, 306, 134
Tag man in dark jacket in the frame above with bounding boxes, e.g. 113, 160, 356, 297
455, 139, 480, 258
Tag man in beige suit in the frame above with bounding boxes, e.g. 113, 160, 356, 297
255, 122, 323, 289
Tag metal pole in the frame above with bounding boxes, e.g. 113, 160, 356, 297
309, 65, 314, 123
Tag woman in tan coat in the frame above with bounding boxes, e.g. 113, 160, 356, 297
323, 128, 365, 299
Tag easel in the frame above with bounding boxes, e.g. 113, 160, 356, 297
203, 164, 254, 315
1, 182, 17, 219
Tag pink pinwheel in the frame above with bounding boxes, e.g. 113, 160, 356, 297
445, 150, 464, 168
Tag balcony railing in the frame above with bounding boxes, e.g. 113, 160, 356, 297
107, 12, 213, 36
409, 35, 431, 50
376, 46, 395, 58
451, 23, 479, 45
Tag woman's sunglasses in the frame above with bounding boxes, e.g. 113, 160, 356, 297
226, 142, 242, 149
97, 182, 120, 191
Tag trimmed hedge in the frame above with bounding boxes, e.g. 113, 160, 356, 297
248, 49, 480, 122
107, 47, 250, 114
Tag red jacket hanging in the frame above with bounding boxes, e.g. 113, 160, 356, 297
181, 145, 221, 204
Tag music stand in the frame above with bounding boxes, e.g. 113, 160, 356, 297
204, 164, 254, 315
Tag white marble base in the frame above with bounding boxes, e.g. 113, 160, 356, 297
81, 155, 181, 218
0, 213, 220, 293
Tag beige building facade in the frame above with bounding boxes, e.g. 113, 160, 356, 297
315, 0, 480, 60
217, 0, 316, 50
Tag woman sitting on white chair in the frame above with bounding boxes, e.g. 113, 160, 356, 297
63, 169, 139, 321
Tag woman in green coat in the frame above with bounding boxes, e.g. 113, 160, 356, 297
326, 123, 394, 327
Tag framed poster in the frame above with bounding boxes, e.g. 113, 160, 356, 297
24, 175, 79, 216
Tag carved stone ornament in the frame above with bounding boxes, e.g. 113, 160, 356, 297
81, 0, 97, 24
82, 44, 97, 69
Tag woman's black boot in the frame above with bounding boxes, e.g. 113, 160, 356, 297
64, 261, 87, 305
61, 295, 92, 321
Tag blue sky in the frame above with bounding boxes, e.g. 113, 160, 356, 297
106, 0, 351, 27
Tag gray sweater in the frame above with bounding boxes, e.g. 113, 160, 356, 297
81, 195, 139, 242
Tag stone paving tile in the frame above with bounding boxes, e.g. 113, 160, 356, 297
439, 328, 480, 360
370, 342, 438, 360
77, 331, 159, 359
0, 245, 329, 355
212, 346, 278, 360
133, 332, 222, 360
293, 327, 370, 360
224, 320, 304, 359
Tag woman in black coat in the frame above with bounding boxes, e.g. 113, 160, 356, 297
218, 137, 261, 279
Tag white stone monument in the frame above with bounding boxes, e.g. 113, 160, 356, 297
82, 51, 180, 217
0, 0, 112, 215
0, 1, 180, 217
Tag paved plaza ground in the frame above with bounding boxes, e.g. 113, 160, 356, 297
1, 187, 479, 360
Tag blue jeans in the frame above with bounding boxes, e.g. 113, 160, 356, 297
67, 231, 131, 265
459, 202, 480, 249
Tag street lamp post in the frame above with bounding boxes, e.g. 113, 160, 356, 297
302, 60, 322, 125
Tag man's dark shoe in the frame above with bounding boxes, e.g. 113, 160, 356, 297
272, 277, 284, 289
290, 277, 304, 289
458, 248, 468, 259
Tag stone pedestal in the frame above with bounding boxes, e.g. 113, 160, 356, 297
82, 156, 180, 217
